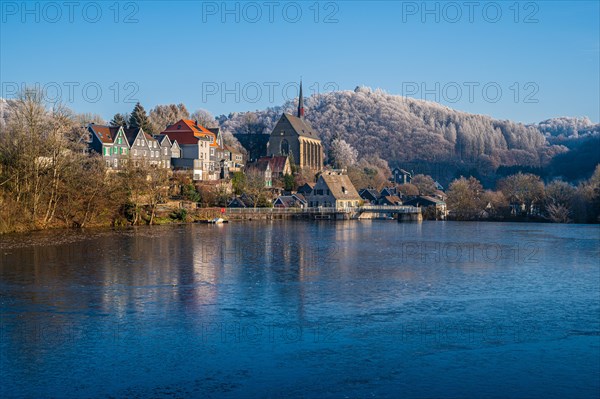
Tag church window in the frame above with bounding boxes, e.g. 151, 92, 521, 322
280, 139, 289, 155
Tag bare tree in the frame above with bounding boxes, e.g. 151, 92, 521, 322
498, 173, 545, 216
244, 167, 269, 208
146, 166, 171, 225
117, 158, 148, 225
397, 183, 419, 197
411, 174, 437, 196
545, 180, 576, 222
446, 176, 485, 220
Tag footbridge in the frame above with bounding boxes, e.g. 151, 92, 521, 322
224, 205, 422, 221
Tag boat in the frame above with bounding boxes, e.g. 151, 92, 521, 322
208, 217, 227, 224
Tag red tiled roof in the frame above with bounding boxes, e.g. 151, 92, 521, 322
160, 119, 217, 146
89, 124, 120, 144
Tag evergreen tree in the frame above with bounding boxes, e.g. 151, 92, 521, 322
110, 113, 128, 128
128, 103, 153, 133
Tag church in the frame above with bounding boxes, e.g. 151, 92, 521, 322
267, 82, 324, 172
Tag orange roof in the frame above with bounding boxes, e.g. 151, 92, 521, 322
160, 119, 217, 146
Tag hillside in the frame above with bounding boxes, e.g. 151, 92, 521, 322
218, 87, 598, 178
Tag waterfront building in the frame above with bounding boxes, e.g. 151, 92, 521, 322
358, 188, 380, 204
305, 170, 361, 209
160, 119, 222, 181
273, 194, 307, 208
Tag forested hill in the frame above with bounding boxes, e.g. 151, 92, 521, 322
218, 87, 598, 172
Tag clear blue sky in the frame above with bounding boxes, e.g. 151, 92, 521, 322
1, 1, 598, 123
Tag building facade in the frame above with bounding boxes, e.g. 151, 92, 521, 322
267, 81, 323, 172
87, 124, 172, 169
305, 170, 361, 209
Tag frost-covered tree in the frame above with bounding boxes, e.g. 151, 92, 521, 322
535, 117, 599, 139
217, 88, 554, 169
329, 138, 358, 169
149, 103, 189, 132
74, 113, 105, 125
191, 109, 218, 128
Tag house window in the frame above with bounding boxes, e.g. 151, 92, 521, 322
113, 158, 118, 167
134, 149, 138, 156
210, 148, 215, 156
117, 137, 122, 144
104, 147, 109, 156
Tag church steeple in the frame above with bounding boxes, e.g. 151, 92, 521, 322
297, 80, 304, 118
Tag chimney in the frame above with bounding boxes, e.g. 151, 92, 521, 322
195, 120, 198, 126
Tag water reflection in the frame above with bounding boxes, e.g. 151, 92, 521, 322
1, 222, 599, 398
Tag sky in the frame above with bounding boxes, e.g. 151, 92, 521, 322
1, 0, 598, 124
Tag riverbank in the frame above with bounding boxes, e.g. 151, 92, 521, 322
2, 204, 595, 236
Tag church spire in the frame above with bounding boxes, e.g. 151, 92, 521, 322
297, 79, 304, 118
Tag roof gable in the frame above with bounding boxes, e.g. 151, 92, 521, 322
88, 124, 121, 144
123, 127, 147, 146
160, 119, 217, 145
359, 188, 380, 200
154, 134, 172, 147
272, 113, 320, 140
257, 156, 289, 174
316, 173, 360, 200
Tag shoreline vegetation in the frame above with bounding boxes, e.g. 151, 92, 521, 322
1, 91, 599, 235
0, 212, 582, 241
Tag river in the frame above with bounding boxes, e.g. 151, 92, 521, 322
1, 221, 599, 398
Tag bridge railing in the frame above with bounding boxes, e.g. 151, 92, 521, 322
224, 205, 420, 214
225, 207, 343, 214
359, 205, 420, 213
